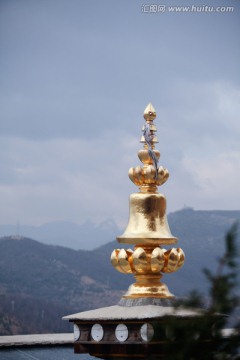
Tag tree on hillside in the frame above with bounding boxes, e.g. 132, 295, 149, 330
160, 223, 240, 360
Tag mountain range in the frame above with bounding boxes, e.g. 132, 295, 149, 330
0, 208, 239, 335
1, 208, 239, 251
0, 218, 119, 250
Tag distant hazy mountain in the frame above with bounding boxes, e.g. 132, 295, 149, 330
0, 218, 119, 250
0, 209, 239, 335
166, 208, 240, 296
0, 208, 239, 251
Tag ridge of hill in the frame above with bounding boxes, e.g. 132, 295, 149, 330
0, 236, 126, 335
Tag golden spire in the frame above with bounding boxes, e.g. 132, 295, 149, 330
128, 103, 169, 194
111, 103, 185, 300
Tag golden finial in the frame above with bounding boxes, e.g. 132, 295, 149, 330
129, 103, 169, 194
111, 104, 185, 301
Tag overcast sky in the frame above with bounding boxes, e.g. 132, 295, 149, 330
0, 0, 239, 227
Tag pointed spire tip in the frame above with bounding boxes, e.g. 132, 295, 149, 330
143, 103, 156, 121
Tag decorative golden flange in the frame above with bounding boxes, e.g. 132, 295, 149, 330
111, 246, 184, 275
111, 103, 185, 299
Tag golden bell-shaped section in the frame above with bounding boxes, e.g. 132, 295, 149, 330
111, 103, 185, 300
117, 193, 177, 245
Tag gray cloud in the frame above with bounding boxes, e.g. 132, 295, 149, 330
0, 0, 239, 226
